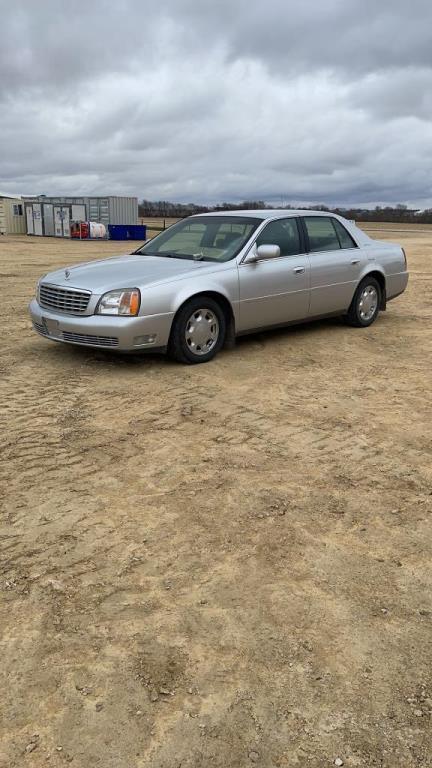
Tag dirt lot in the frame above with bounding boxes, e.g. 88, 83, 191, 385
1, 228, 431, 768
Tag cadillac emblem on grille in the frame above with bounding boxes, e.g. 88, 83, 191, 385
65, 269, 70, 279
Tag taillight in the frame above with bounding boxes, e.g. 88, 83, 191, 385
402, 248, 407, 269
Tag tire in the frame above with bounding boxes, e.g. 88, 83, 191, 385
345, 276, 381, 327
168, 296, 226, 364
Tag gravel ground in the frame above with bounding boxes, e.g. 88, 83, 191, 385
1, 228, 431, 768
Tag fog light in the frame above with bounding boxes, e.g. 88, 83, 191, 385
133, 334, 157, 346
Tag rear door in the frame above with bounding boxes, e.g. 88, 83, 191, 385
54, 206, 71, 237
26, 205, 34, 234
54, 206, 63, 237
33, 203, 43, 236
62, 206, 71, 237
301, 216, 366, 315
238, 217, 310, 331
43, 204, 54, 236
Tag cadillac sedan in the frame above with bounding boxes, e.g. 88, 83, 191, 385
29, 210, 409, 364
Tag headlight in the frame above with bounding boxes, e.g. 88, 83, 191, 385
97, 288, 140, 316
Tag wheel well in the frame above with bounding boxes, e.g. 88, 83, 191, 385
367, 270, 386, 309
172, 292, 236, 348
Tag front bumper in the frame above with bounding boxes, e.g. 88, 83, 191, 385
29, 298, 174, 352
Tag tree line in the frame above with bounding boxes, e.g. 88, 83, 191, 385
138, 199, 432, 223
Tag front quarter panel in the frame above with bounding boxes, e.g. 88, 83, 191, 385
138, 262, 240, 323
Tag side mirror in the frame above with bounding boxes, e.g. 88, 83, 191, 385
243, 244, 281, 264
256, 244, 281, 260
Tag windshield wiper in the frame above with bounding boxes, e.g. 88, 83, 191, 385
139, 251, 205, 261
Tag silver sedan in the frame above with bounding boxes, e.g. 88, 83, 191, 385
29, 210, 409, 364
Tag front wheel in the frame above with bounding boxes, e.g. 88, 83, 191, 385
168, 297, 226, 364
344, 277, 381, 327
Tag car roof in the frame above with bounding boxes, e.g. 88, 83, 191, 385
194, 209, 338, 220
192, 208, 371, 246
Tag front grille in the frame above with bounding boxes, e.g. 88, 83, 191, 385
39, 283, 91, 314
62, 331, 119, 347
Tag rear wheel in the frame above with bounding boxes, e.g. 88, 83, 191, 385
168, 296, 226, 364
345, 277, 381, 327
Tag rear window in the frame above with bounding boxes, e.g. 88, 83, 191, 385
332, 218, 357, 249
303, 216, 357, 252
303, 217, 340, 252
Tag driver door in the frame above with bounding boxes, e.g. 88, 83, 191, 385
237, 217, 310, 332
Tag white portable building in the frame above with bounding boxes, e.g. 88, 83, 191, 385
0, 194, 26, 235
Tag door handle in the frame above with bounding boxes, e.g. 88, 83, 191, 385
351, 259, 360, 265
293, 266, 305, 274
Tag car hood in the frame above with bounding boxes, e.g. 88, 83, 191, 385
42, 253, 212, 293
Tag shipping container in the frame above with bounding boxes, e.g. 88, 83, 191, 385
22, 195, 138, 236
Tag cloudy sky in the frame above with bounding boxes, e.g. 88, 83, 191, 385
1, 0, 432, 206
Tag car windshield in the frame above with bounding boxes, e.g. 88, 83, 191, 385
135, 216, 262, 262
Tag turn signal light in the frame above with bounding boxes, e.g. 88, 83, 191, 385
120, 289, 140, 316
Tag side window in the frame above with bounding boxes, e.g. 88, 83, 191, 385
332, 218, 357, 249
255, 218, 301, 257
303, 217, 340, 252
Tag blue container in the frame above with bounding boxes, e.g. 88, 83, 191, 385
108, 224, 147, 241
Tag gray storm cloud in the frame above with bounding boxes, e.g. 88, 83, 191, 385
1, 0, 432, 205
